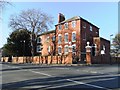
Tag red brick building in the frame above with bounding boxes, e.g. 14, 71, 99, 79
37, 13, 110, 64
37, 30, 55, 56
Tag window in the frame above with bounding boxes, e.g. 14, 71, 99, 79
72, 44, 76, 52
72, 21, 76, 28
83, 23, 86, 28
72, 32, 76, 42
90, 25, 92, 31
58, 25, 62, 30
58, 46, 62, 54
46, 36, 50, 42
102, 45, 105, 51
58, 34, 62, 44
83, 33, 86, 40
64, 33, 68, 43
64, 23, 68, 29
64, 45, 69, 54
37, 37, 41, 43
96, 32, 98, 34
48, 46, 51, 52
52, 35, 55, 41
37, 45, 42, 52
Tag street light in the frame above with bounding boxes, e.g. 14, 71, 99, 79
23, 40, 25, 63
110, 34, 113, 64
110, 34, 113, 50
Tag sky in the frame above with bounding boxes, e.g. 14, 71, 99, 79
1, 1, 118, 48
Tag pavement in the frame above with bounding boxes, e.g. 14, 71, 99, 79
1, 62, 120, 90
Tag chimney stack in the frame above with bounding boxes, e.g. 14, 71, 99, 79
58, 13, 65, 23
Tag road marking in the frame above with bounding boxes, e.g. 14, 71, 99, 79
29, 70, 52, 77
91, 77, 116, 82
44, 83, 80, 89
90, 71, 97, 74
66, 79, 112, 90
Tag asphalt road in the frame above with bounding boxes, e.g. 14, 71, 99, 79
1, 62, 120, 90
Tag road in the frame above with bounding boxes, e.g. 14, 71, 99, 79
1, 62, 120, 90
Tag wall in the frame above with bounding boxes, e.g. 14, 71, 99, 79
1, 54, 72, 64
55, 19, 81, 56
1, 56, 120, 64
80, 18, 99, 61
37, 31, 55, 56
93, 37, 110, 64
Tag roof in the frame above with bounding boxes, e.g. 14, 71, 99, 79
94, 37, 110, 42
56, 16, 80, 25
55, 16, 99, 29
37, 30, 55, 37
100, 37, 110, 42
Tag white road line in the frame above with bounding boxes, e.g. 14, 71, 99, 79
91, 77, 116, 82
29, 70, 52, 77
90, 71, 97, 74
44, 83, 80, 89
66, 79, 112, 90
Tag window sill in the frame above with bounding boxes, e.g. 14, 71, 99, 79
72, 40, 76, 42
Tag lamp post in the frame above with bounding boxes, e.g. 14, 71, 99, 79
23, 40, 25, 63
110, 34, 113, 64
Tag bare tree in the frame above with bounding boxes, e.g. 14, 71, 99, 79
0, 0, 11, 19
0, 0, 10, 8
9, 9, 53, 57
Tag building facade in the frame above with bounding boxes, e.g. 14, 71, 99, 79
37, 13, 110, 64
55, 13, 100, 62
37, 30, 56, 56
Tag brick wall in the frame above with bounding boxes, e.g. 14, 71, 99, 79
93, 37, 110, 64
37, 31, 55, 56
1, 53, 72, 64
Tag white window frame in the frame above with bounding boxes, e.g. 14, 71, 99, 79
48, 46, 51, 53
46, 36, 50, 42
58, 34, 62, 44
64, 45, 69, 54
64, 23, 68, 29
64, 33, 69, 43
58, 46, 62, 55
37, 37, 42, 43
52, 35, 55, 41
90, 25, 92, 31
72, 32, 76, 42
72, 21, 76, 28
58, 25, 62, 30
72, 44, 76, 53
37, 45, 42, 52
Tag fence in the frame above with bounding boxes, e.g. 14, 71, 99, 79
1, 54, 72, 64
1, 55, 120, 64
